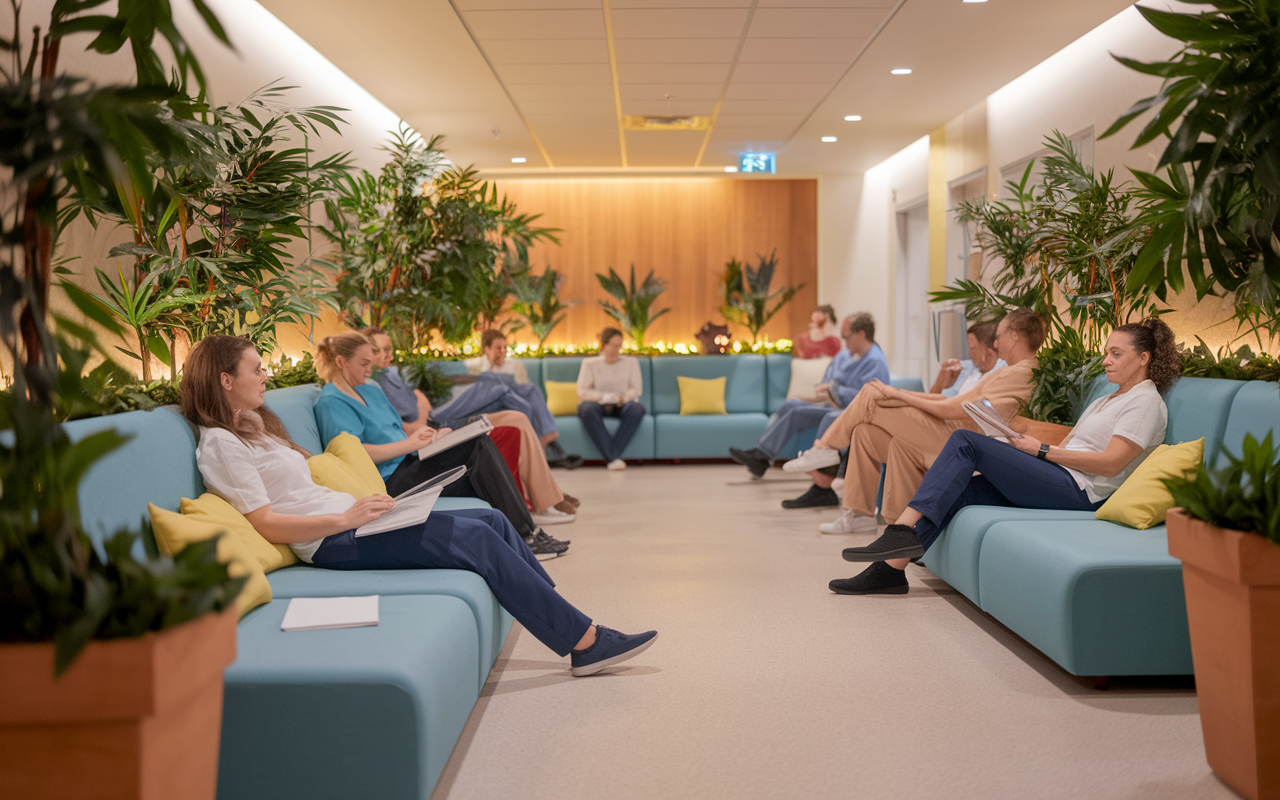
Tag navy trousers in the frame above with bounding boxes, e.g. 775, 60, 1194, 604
757, 399, 836, 459
909, 430, 1103, 551
433, 373, 557, 438
311, 508, 592, 656
577, 400, 645, 462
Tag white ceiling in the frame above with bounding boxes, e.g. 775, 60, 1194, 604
257, 0, 1138, 174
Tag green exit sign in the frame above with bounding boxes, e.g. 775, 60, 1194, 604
738, 153, 776, 173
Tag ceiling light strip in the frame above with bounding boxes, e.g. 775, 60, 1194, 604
446, 0, 555, 169
694, 0, 759, 169
781, 0, 911, 147
602, 0, 628, 169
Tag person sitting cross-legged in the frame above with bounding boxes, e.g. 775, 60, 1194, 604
829, 318, 1178, 594
729, 312, 889, 481
576, 327, 645, 471
182, 335, 656, 675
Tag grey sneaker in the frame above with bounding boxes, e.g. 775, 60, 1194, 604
783, 447, 841, 472
524, 530, 570, 558
819, 510, 879, 535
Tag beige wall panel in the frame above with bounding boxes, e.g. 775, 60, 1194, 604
494, 178, 818, 348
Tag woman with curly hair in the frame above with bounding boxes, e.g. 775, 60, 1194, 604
831, 318, 1181, 595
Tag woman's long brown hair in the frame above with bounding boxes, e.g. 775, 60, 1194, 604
180, 335, 311, 456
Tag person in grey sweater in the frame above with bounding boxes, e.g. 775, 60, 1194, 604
576, 328, 645, 470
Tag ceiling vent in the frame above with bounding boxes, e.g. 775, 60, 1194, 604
623, 115, 711, 131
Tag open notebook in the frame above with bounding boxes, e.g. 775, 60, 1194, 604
416, 417, 494, 460
963, 399, 1020, 440
354, 465, 468, 537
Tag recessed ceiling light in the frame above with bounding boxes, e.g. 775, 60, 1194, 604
844, 115, 862, 122
511, 157, 527, 163
891, 68, 913, 75
962, 0, 988, 3
821, 136, 837, 143
724, 166, 738, 172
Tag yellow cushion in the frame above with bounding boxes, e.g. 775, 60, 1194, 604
149, 502, 273, 618
178, 493, 297, 571
1095, 438, 1205, 529
307, 432, 387, 499
545, 380, 581, 417
678, 375, 727, 415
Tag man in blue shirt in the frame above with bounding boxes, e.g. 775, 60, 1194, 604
730, 312, 889, 479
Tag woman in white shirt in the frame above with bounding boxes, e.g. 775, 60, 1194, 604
575, 327, 645, 470
831, 318, 1181, 595
181, 335, 657, 676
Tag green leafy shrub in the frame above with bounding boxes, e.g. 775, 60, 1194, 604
1165, 433, 1280, 546
720, 251, 806, 344
269, 353, 320, 389
1179, 339, 1280, 383
397, 359, 455, 406
596, 265, 671, 349
1025, 328, 1105, 424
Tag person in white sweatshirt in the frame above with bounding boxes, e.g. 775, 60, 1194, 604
576, 328, 645, 470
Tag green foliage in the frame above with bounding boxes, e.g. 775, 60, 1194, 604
268, 353, 319, 389
595, 265, 671, 349
325, 127, 558, 348
1105, 0, 1280, 338
1024, 328, 1105, 424
507, 262, 574, 350
939, 132, 1157, 350
1165, 433, 1280, 545
1179, 338, 1280, 382
396, 359, 455, 406
720, 251, 806, 344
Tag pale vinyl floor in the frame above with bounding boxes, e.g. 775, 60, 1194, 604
433, 464, 1232, 800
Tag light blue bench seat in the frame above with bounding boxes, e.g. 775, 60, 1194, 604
218, 595, 480, 800
541, 355, 656, 460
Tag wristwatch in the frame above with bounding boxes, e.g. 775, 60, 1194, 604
1037, 443, 1051, 460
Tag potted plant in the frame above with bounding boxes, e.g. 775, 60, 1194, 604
1164, 433, 1280, 800
720, 250, 806, 345
1, 2, 245, 797
595, 264, 671, 349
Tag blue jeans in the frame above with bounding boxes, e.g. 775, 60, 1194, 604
757, 399, 836, 459
577, 401, 645, 462
311, 508, 592, 656
909, 430, 1103, 551
433, 373, 557, 438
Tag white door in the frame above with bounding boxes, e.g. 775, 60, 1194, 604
894, 204, 929, 381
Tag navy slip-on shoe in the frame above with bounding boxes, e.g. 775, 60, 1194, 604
570, 626, 658, 677
841, 523, 924, 562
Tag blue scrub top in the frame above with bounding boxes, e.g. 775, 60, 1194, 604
314, 382, 408, 479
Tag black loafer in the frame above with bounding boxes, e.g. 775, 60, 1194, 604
829, 562, 909, 595
728, 447, 770, 478
781, 484, 840, 509
841, 524, 924, 562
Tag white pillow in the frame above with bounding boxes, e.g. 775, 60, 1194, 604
786, 356, 833, 403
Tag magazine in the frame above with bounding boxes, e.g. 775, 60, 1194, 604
416, 416, 494, 460
355, 465, 468, 537
962, 399, 1021, 440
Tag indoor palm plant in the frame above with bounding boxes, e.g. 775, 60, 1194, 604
508, 261, 574, 351
1163, 433, 1280, 800
595, 264, 670, 349
1, 2, 244, 797
720, 250, 805, 345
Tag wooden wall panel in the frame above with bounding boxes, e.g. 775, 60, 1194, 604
493, 178, 818, 348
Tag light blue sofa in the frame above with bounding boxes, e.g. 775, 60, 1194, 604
920, 375, 1279, 679
64, 385, 503, 800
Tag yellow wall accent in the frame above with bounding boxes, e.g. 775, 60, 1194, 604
927, 127, 948, 291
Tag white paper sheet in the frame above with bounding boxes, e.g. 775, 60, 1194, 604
281, 595, 379, 631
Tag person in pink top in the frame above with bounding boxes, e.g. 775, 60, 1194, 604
793, 305, 843, 359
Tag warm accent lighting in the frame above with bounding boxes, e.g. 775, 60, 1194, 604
844, 115, 862, 121
891, 68, 913, 75
724, 166, 738, 172
821, 136, 837, 143
962, 0, 988, 3
511, 157, 527, 163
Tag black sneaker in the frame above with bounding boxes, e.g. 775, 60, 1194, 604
728, 446, 770, 478
570, 626, 658, 676
524, 530, 570, 558
781, 484, 840, 509
841, 523, 924, 562
548, 454, 584, 470
829, 562, 909, 595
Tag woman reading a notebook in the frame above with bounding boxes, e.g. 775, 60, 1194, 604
311, 332, 568, 559
182, 335, 657, 676
830, 318, 1180, 595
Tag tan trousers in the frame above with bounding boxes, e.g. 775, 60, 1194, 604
485, 411, 565, 512
818, 384, 973, 520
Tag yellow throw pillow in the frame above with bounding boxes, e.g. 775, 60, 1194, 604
149, 502, 272, 618
314, 432, 387, 496
678, 375, 728, 415
179, 493, 297, 571
1095, 438, 1205, 529
545, 380, 581, 416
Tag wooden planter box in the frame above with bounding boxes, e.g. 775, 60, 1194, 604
0, 608, 237, 800
1167, 509, 1280, 800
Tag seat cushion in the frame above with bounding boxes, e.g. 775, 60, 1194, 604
654, 413, 769, 459
266, 563, 510, 688
221, 595, 480, 800
976, 520, 1192, 676
919, 507, 1098, 606
263, 384, 324, 455
651, 355, 766, 414
1218, 379, 1280, 468
1162, 376, 1245, 462
552, 414, 656, 460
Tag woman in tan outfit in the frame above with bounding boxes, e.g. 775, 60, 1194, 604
788, 309, 1045, 535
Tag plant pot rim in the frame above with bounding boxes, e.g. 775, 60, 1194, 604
1167, 508, 1280, 585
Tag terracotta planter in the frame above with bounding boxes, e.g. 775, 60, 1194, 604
0, 608, 237, 800
1167, 509, 1280, 800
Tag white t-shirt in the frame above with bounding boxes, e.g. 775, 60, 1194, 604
195, 427, 355, 563
1061, 379, 1168, 503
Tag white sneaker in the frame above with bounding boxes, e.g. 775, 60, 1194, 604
531, 507, 576, 525
819, 510, 878, 535
831, 477, 844, 494
782, 448, 841, 473
607, 459, 627, 471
